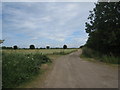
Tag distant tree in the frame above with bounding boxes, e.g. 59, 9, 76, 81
13, 45, 18, 50
3, 47, 13, 49
22, 48, 26, 49
30, 45, 35, 49
63, 45, 67, 49
2, 46, 6, 49
46, 46, 50, 49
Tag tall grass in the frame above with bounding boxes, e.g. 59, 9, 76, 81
82, 47, 119, 64
2, 49, 77, 55
2, 52, 51, 88
52, 49, 77, 55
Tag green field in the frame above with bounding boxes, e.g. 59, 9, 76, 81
2, 49, 77, 54
2, 49, 77, 88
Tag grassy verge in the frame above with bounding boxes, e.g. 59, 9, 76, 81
2, 52, 51, 88
80, 47, 120, 64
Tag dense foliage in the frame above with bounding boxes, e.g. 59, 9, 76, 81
2, 46, 13, 49
2, 52, 51, 88
46, 46, 50, 49
30, 45, 35, 49
85, 2, 120, 55
63, 45, 67, 49
13, 45, 18, 50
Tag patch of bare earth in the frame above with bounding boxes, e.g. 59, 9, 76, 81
42, 50, 118, 88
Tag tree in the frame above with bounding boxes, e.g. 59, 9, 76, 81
30, 45, 35, 49
46, 46, 50, 49
2, 46, 12, 49
63, 45, 67, 49
85, 2, 120, 55
2, 46, 6, 49
79, 45, 84, 48
13, 45, 18, 49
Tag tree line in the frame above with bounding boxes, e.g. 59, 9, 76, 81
2, 44, 68, 50
85, 2, 120, 56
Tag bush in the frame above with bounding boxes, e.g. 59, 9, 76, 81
102, 55, 119, 64
82, 47, 119, 64
2, 52, 51, 88
82, 47, 101, 58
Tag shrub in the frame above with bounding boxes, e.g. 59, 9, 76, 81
82, 47, 119, 64
102, 55, 119, 64
2, 52, 51, 88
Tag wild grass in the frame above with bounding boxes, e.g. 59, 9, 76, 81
52, 49, 77, 55
2, 52, 51, 88
81, 47, 120, 64
2, 49, 77, 55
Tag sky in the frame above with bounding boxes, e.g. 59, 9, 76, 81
2, 0, 98, 2
0, 2, 2, 41
2, 2, 95, 48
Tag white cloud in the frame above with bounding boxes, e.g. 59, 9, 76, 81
2, 0, 98, 2
2, 2, 95, 47
0, 2, 2, 40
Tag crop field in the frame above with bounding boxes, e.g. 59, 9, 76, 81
2, 49, 77, 54
2, 49, 77, 88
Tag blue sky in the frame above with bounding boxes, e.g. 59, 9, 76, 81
0, 2, 2, 41
2, 2, 95, 48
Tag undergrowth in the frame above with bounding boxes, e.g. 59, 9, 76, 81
81, 47, 120, 64
2, 52, 51, 88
